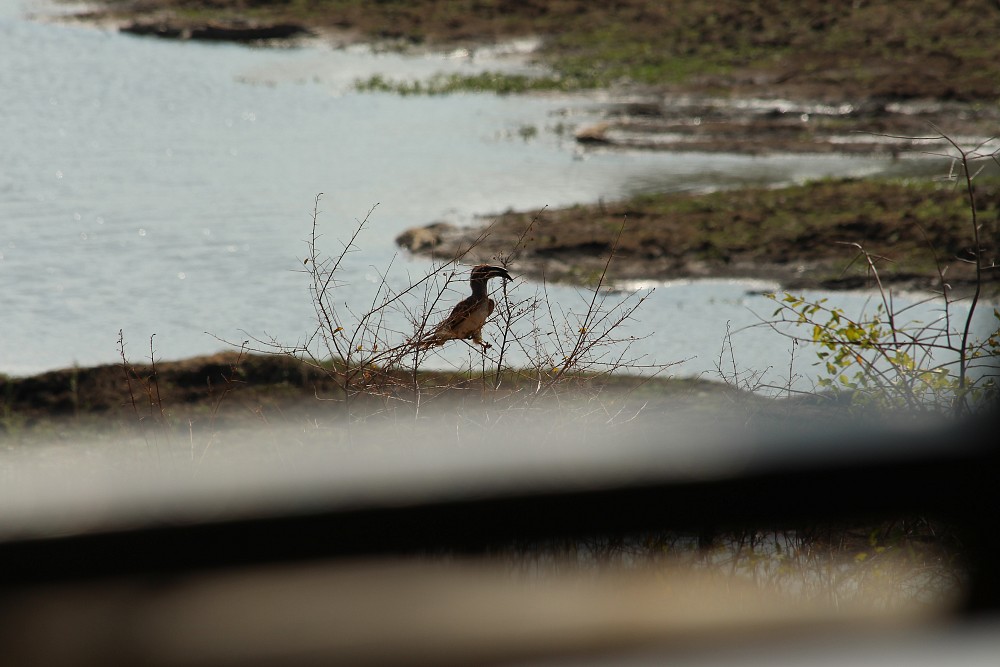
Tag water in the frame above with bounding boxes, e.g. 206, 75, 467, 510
1, 0, 990, 389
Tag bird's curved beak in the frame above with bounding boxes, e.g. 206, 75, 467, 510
494, 266, 513, 282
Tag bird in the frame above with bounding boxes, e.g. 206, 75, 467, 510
418, 264, 512, 351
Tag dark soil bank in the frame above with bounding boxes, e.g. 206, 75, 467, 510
397, 178, 1000, 293
0, 352, 759, 433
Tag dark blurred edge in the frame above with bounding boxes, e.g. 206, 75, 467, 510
0, 409, 997, 612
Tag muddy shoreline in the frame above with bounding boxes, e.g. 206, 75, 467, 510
397, 177, 999, 295
570, 96, 999, 156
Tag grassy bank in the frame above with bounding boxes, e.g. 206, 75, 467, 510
0, 351, 749, 438
402, 176, 1000, 293
75, 0, 1000, 101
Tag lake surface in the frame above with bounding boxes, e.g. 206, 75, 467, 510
1, 0, 989, 390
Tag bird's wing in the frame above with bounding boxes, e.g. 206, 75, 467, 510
420, 296, 478, 345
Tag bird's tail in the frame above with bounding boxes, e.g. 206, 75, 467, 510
408, 330, 446, 351
415, 335, 445, 350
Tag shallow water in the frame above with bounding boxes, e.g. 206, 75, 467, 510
1, 0, 990, 390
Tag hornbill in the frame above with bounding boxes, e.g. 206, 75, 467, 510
418, 264, 512, 351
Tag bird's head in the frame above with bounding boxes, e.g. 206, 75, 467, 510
470, 264, 512, 283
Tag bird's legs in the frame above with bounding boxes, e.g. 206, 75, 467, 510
471, 331, 491, 351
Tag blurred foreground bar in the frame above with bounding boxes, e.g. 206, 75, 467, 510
1, 557, 990, 667
0, 409, 997, 665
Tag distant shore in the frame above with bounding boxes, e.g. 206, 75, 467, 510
63, 1, 1000, 154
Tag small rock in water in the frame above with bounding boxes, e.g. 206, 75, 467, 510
395, 222, 453, 252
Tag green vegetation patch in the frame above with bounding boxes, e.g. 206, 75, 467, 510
354, 71, 572, 95
624, 178, 993, 267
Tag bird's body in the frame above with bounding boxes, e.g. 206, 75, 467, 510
420, 265, 512, 350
